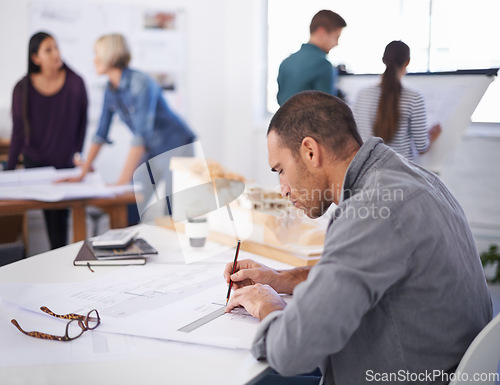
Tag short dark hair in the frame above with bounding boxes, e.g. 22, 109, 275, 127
310, 10, 346, 34
268, 91, 363, 160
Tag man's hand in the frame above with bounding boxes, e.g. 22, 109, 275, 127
224, 259, 311, 295
225, 283, 286, 320
224, 259, 281, 291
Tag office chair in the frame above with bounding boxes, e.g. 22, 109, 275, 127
449, 313, 500, 385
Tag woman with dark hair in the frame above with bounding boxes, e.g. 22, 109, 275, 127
7, 31, 88, 249
353, 40, 441, 162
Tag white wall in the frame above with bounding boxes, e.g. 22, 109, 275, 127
0, 1, 29, 137
0, 0, 273, 185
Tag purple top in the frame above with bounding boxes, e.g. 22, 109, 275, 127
7, 64, 88, 170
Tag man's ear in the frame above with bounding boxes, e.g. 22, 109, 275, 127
314, 26, 327, 37
300, 137, 321, 168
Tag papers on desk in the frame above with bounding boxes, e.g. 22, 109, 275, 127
0, 166, 135, 201
0, 166, 60, 185
0, 261, 260, 351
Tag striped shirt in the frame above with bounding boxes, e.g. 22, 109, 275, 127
353, 84, 429, 161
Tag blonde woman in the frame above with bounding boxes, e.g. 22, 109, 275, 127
70, 34, 196, 224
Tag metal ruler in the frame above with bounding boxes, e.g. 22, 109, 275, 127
177, 307, 226, 333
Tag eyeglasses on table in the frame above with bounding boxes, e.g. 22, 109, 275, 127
11, 306, 100, 342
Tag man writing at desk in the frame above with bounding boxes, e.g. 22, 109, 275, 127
224, 91, 492, 384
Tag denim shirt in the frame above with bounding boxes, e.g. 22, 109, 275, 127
93, 68, 195, 159
252, 138, 492, 385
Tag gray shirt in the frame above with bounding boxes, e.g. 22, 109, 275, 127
252, 138, 492, 385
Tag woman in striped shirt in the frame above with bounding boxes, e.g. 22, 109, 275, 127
353, 40, 441, 162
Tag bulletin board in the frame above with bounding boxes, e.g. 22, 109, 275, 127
339, 69, 498, 173
29, 1, 188, 121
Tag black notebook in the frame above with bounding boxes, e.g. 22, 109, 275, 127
73, 238, 157, 266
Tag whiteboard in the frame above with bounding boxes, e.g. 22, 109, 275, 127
29, 1, 188, 121
339, 70, 497, 172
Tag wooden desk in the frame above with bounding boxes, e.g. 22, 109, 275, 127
0, 191, 136, 243
0, 138, 9, 164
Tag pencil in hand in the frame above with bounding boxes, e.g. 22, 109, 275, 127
226, 240, 241, 305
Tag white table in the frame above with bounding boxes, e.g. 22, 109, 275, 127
0, 224, 292, 385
